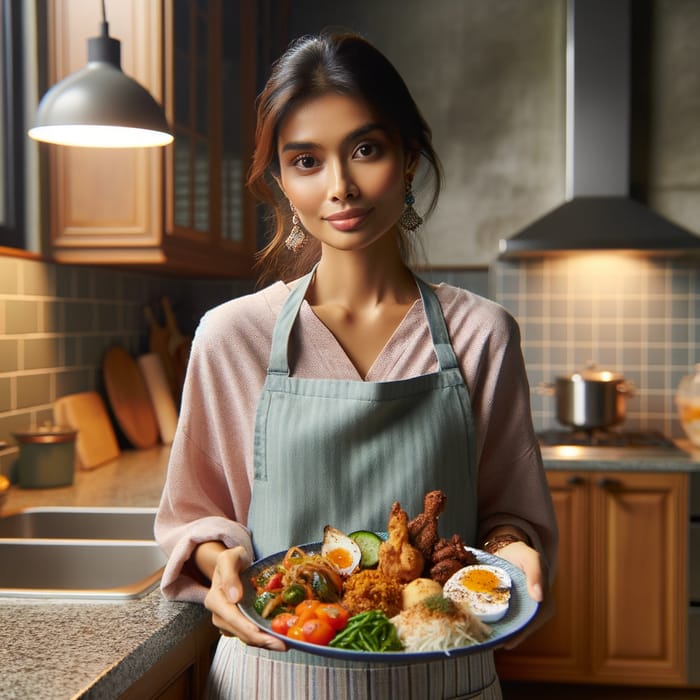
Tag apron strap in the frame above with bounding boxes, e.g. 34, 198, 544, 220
415, 276, 460, 372
267, 267, 316, 376
267, 266, 459, 375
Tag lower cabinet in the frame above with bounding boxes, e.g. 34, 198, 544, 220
120, 615, 220, 700
495, 469, 689, 686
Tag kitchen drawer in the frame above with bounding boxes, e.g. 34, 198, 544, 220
691, 523, 700, 602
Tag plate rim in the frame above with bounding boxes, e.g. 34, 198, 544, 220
238, 540, 539, 662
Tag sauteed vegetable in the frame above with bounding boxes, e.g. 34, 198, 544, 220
252, 546, 344, 619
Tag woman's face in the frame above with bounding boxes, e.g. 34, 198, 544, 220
276, 93, 409, 252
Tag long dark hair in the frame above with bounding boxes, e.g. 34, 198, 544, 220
248, 32, 442, 285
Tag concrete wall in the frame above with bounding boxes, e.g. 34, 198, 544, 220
643, 0, 700, 234
285, 0, 567, 266
284, 0, 700, 265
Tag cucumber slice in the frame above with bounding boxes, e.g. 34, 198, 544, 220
348, 530, 382, 569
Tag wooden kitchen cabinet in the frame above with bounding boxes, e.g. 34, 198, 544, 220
119, 615, 219, 700
496, 470, 689, 686
45, 0, 257, 277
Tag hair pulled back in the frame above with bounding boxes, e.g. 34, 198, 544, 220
248, 32, 442, 284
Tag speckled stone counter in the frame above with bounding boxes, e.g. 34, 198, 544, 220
0, 446, 210, 700
2, 441, 699, 698
541, 439, 700, 472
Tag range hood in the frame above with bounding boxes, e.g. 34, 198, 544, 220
499, 0, 700, 258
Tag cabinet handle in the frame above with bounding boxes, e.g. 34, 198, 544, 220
597, 477, 622, 491
566, 475, 586, 486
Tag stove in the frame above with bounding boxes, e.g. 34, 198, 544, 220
537, 429, 678, 449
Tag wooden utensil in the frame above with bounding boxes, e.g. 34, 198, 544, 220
144, 305, 177, 397
161, 296, 192, 398
138, 353, 179, 444
53, 392, 120, 469
102, 346, 160, 449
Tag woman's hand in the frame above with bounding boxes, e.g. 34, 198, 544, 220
493, 541, 554, 649
201, 544, 287, 651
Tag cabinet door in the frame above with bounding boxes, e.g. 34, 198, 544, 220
163, 0, 257, 277
591, 471, 688, 685
47, 0, 164, 262
496, 470, 590, 681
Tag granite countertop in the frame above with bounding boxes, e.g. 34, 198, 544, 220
540, 439, 700, 472
2, 439, 699, 699
0, 446, 210, 700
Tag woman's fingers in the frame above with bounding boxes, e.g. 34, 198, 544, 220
494, 542, 554, 649
204, 546, 287, 651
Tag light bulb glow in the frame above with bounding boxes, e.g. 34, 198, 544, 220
28, 124, 173, 148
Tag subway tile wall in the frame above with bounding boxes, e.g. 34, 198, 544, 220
0, 255, 253, 477
491, 254, 699, 438
2, 252, 694, 478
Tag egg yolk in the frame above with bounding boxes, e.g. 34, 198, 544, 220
461, 569, 499, 593
328, 547, 353, 569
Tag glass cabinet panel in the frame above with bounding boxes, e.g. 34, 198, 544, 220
220, 0, 243, 242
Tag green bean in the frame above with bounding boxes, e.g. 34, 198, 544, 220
329, 610, 403, 652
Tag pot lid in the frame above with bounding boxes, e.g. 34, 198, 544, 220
13, 424, 78, 444
564, 365, 625, 382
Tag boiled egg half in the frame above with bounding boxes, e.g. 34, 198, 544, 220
321, 526, 362, 576
443, 564, 512, 622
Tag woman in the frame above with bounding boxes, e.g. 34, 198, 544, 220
155, 32, 557, 700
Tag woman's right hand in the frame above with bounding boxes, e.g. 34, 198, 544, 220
202, 544, 288, 651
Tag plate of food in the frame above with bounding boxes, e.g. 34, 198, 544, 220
238, 494, 539, 662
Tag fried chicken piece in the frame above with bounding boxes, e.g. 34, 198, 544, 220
378, 501, 425, 584
429, 534, 478, 585
407, 490, 447, 562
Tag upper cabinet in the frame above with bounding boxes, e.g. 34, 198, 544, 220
45, 0, 258, 277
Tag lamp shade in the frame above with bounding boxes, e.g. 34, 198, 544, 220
28, 30, 173, 148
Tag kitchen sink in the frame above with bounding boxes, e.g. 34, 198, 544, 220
0, 506, 157, 540
0, 507, 167, 599
0, 539, 167, 599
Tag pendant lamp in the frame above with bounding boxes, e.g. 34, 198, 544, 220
28, 1, 173, 148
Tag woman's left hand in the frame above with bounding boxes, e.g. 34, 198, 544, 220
493, 541, 553, 649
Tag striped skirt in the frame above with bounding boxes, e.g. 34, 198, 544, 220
206, 637, 502, 700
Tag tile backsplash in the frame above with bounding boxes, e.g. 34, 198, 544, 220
1, 252, 696, 479
0, 255, 253, 475
492, 254, 699, 438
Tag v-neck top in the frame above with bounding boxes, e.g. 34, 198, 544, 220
155, 278, 558, 601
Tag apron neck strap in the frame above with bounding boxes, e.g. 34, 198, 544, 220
414, 276, 460, 371
267, 265, 459, 375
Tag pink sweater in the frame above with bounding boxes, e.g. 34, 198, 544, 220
155, 280, 558, 602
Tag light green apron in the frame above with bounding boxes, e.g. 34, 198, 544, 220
209, 270, 502, 699
248, 267, 478, 557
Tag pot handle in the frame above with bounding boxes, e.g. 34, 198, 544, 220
617, 381, 636, 397
534, 381, 555, 396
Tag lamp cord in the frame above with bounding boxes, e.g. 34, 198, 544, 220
100, 0, 108, 36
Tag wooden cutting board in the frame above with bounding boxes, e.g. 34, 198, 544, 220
144, 305, 177, 397
102, 346, 160, 449
138, 353, 179, 445
53, 391, 121, 469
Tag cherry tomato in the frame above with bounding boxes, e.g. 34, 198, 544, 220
315, 603, 349, 631
287, 624, 306, 641
263, 572, 284, 591
294, 599, 320, 624
270, 612, 298, 636
295, 599, 319, 614
301, 618, 335, 646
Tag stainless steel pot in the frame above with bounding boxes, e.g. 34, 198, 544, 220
540, 366, 635, 430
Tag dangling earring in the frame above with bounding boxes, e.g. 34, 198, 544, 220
284, 202, 307, 253
399, 183, 423, 232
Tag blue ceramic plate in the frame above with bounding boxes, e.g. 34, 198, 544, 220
238, 542, 539, 662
